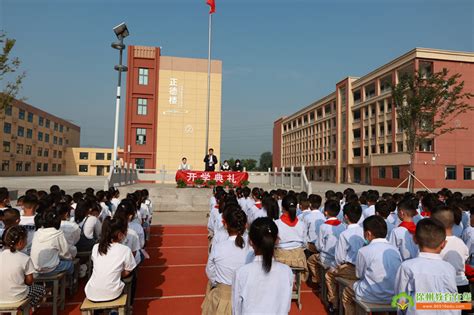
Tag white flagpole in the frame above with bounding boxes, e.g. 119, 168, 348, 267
205, 13, 212, 156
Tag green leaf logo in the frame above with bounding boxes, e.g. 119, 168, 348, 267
392, 292, 414, 310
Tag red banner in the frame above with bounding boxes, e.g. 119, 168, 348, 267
175, 170, 249, 187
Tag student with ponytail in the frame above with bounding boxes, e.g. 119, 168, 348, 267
85, 217, 136, 302
232, 217, 293, 315
202, 206, 251, 315
246, 188, 263, 225
273, 195, 308, 280
0, 226, 46, 308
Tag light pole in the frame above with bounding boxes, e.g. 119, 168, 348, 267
111, 22, 129, 171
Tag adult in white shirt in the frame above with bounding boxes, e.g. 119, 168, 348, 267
85, 217, 137, 302
178, 157, 191, 171
232, 217, 293, 315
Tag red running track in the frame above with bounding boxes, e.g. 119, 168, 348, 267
36, 225, 327, 314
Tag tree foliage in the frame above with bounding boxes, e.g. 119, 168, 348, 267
0, 31, 25, 113
259, 151, 272, 171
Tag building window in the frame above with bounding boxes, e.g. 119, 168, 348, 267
353, 148, 361, 157
54, 122, 58, 131
39, 116, 44, 126
57, 164, 62, 172
379, 167, 386, 179
79, 165, 88, 173
16, 162, 23, 172
4, 122, 11, 134
53, 150, 57, 158
59, 138, 63, 145
52, 164, 57, 172
138, 68, 149, 85
79, 152, 89, 160
397, 141, 404, 152
5, 105, 12, 116
17, 126, 24, 137
464, 167, 474, 180
445, 166, 456, 180
38, 132, 43, 141
36, 163, 42, 172
16, 144, 23, 154
419, 140, 433, 152
3, 141, 10, 153
96, 153, 105, 160
392, 166, 400, 179
45, 119, 50, 128
135, 158, 145, 169
45, 134, 50, 143
26, 128, 33, 139
379, 144, 385, 154
387, 143, 392, 153
27, 112, 33, 122
53, 136, 57, 144
44, 148, 49, 157
37, 147, 43, 157
2, 160, 9, 172
19, 109, 25, 120
136, 128, 147, 145
59, 125, 64, 132
137, 98, 148, 115
25, 162, 31, 172
43, 163, 48, 172
58, 151, 62, 158
107, 153, 112, 160
26, 145, 32, 155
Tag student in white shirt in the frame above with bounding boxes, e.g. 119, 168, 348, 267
96, 190, 112, 222
246, 188, 263, 225
109, 188, 121, 214
57, 203, 81, 258
308, 200, 345, 285
240, 187, 254, 217
85, 217, 137, 302
232, 217, 293, 315
203, 206, 250, 315
114, 199, 145, 265
360, 192, 378, 221
19, 194, 38, 255
395, 218, 460, 315
389, 198, 419, 261
274, 195, 308, 280
375, 200, 395, 239
462, 207, 474, 266
431, 206, 471, 304
0, 226, 46, 308
75, 199, 102, 252
208, 190, 226, 241
326, 202, 365, 312
304, 194, 325, 254
342, 216, 402, 315
178, 157, 191, 170
30, 210, 74, 276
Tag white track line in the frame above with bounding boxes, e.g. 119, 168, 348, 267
141, 263, 206, 268
146, 246, 208, 249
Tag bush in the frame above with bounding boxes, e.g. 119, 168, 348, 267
241, 180, 250, 187
177, 179, 187, 188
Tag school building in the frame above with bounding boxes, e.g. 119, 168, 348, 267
64, 147, 124, 176
123, 45, 222, 172
0, 98, 81, 176
273, 48, 474, 189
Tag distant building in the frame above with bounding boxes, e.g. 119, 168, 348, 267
273, 48, 474, 189
0, 98, 80, 176
64, 147, 121, 176
123, 46, 222, 172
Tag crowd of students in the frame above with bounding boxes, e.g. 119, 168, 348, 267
204, 186, 474, 315
0, 186, 152, 311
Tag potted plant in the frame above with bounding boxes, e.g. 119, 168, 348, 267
207, 179, 217, 188
176, 179, 187, 188
223, 180, 233, 189
194, 178, 205, 188
241, 180, 250, 187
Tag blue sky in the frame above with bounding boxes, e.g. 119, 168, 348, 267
1, 0, 473, 161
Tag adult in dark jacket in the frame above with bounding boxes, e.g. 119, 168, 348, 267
204, 148, 218, 171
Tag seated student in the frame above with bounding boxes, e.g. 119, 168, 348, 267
202, 207, 250, 315
141, 189, 153, 237
360, 192, 378, 222
75, 199, 101, 252
431, 206, 470, 305
274, 195, 308, 279
232, 217, 293, 315
247, 188, 263, 226
85, 217, 137, 302
461, 198, 472, 234
109, 188, 121, 214
261, 196, 280, 221
462, 203, 474, 266
0, 226, 46, 308
30, 210, 74, 275
208, 190, 227, 241
389, 198, 420, 261
342, 216, 402, 315
297, 198, 311, 221
19, 194, 38, 254
395, 218, 459, 315
114, 200, 144, 266
450, 203, 465, 238
304, 194, 325, 254
96, 190, 112, 222
0, 208, 20, 247
240, 187, 254, 217
326, 202, 365, 312
375, 200, 395, 238
307, 200, 345, 285
56, 203, 81, 258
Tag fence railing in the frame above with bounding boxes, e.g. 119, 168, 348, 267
269, 166, 312, 194
104, 162, 139, 190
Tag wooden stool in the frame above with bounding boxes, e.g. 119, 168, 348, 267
316, 260, 329, 307
80, 294, 128, 315
354, 298, 396, 315
76, 251, 93, 278
335, 277, 356, 315
34, 271, 67, 315
68, 258, 81, 296
291, 267, 305, 310
0, 298, 30, 315
123, 275, 134, 314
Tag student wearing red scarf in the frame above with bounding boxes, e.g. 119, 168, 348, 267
273, 195, 308, 280
388, 198, 420, 261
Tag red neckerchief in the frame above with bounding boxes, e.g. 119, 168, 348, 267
399, 221, 416, 235
280, 213, 298, 227
421, 211, 431, 217
254, 201, 262, 209
325, 218, 342, 226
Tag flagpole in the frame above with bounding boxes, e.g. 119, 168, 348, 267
205, 12, 212, 157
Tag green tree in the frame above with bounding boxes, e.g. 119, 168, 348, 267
392, 68, 473, 192
242, 159, 257, 171
259, 151, 272, 171
0, 31, 25, 113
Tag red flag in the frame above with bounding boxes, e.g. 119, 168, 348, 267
206, 0, 215, 14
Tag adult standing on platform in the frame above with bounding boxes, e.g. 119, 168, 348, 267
204, 148, 218, 171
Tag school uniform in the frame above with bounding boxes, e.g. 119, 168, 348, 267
79, 215, 102, 240
440, 236, 469, 287
452, 223, 464, 238
19, 215, 36, 255
389, 222, 419, 261
99, 202, 112, 222
208, 205, 220, 236
361, 204, 376, 221
304, 209, 326, 252
462, 226, 474, 265
30, 227, 73, 275
232, 256, 293, 315
461, 211, 470, 232
0, 250, 35, 303
122, 228, 142, 265
395, 252, 459, 315
384, 218, 395, 239
387, 210, 400, 226
85, 243, 136, 302
247, 201, 264, 225
111, 198, 120, 214
129, 221, 145, 249
242, 198, 255, 217
203, 235, 252, 315
342, 238, 402, 315
60, 220, 81, 258
326, 223, 364, 305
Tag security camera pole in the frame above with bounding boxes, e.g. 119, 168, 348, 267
111, 22, 129, 171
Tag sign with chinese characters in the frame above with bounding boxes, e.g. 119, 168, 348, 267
164, 77, 188, 115
175, 170, 249, 187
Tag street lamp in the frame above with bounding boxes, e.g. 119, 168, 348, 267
111, 22, 129, 171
